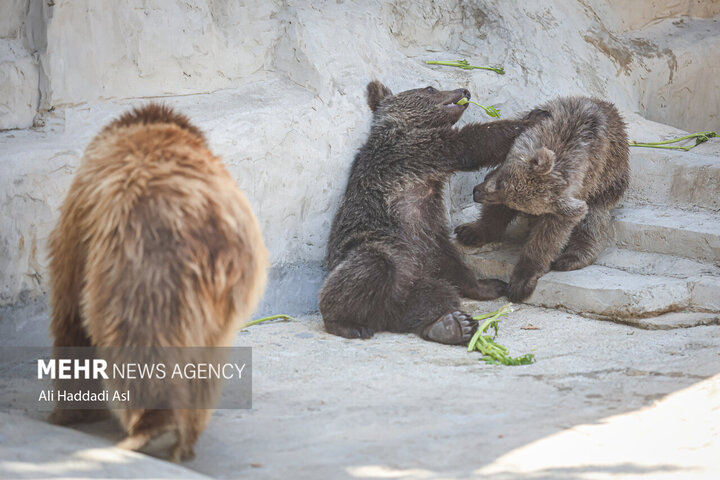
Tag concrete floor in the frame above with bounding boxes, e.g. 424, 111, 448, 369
1, 299, 718, 479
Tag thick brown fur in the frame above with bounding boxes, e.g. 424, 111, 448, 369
456, 96, 629, 302
319, 81, 547, 344
47, 103, 268, 461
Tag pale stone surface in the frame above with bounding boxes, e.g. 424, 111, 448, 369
0, 48, 38, 130
1, 0, 719, 305
597, 248, 720, 279
1, 2, 719, 479
624, 148, 720, 211
42, 0, 281, 107
531, 266, 691, 318
0, 413, 213, 479
476, 373, 720, 480
618, 311, 720, 330
613, 206, 720, 262
2, 306, 718, 479
690, 276, 720, 312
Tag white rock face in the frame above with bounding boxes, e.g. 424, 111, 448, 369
0, 40, 39, 130
0, 0, 719, 307
42, 0, 281, 106
0, 0, 39, 130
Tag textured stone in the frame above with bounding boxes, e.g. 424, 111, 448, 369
613, 206, 720, 262
460, 243, 719, 318
0, 40, 39, 130
690, 276, 720, 312
624, 148, 720, 211
531, 266, 691, 318
1, 303, 719, 479
1, 0, 719, 309
617, 311, 720, 330
0, 413, 212, 479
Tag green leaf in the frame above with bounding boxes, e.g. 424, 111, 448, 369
468, 304, 535, 366
243, 314, 294, 329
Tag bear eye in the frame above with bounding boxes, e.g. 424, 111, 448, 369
425, 86, 438, 94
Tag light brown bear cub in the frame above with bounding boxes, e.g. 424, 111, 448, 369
456, 96, 629, 302
48, 103, 268, 461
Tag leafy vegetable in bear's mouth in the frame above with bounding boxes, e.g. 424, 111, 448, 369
426, 59, 505, 75
629, 131, 718, 151
468, 303, 535, 366
243, 314, 294, 329
456, 97, 501, 118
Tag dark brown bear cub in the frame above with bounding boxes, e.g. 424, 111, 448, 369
319, 81, 546, 344
456, 96, 629, 302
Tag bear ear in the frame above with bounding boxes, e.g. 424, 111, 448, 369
531, 147, 555, 175
367, 81, 393, 112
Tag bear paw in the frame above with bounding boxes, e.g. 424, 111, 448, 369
424, 311, 478, 345
507, 276, 538, 303
552, 253, 590, 271
324, 322, 375, 340
455, 223, 499, 247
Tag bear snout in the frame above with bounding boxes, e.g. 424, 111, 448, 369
456, 88, 471, 100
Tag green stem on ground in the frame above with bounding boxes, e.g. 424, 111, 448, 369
244, 314, 293, 329
628, 143, 693, 151
425, 59, 505, 75
468, 304, 535, 366
629, 131, 717, 152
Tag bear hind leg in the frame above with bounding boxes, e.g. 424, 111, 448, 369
552, 207, 610, 271
398, 278, 477, 345
319, 245, 407, 339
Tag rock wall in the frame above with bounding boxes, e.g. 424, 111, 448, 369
1, 0, 718, 311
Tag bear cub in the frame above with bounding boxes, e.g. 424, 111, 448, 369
319, 81, 547, 345
456, 96, 629, 302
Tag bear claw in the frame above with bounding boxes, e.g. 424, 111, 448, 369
354, 327, 375, 339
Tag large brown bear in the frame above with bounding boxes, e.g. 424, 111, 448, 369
456, 96, 629, 302
47, 103, 268, 461
319, 81, 547, 345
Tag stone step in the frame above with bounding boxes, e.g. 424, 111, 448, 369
612, 205, 720, 263
459, 244, 720, 318
467, 204, 720, 264
624, 148, 720, 212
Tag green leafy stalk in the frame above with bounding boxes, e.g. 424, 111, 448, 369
425, 59, 505, 75
244, 314, 293, 329
457, 97, 501, 118
629, 131, 718, 152
468, 303, 535, 366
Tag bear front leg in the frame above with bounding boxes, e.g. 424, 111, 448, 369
451, 119, 535, 171
447, 109, 550, 172
436, 235, 507, 300
455, 204, 517, 247
508, 214, 579, 302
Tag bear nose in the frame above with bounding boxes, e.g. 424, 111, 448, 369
457, 89, 471, 100
473, 185, 484, 203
